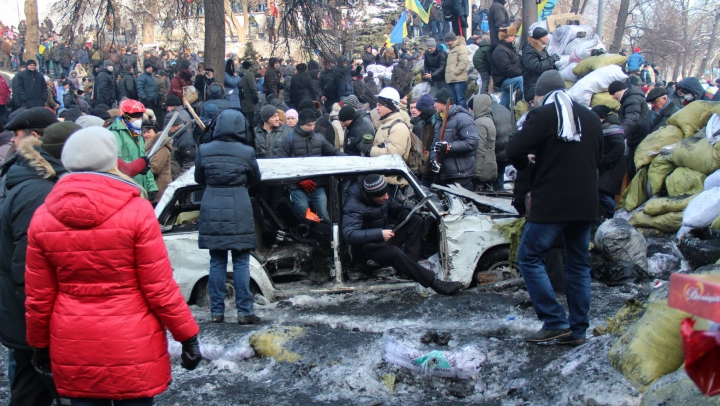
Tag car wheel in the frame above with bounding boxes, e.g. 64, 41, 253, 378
191, 274, 264, 308
473, 246, 522, 286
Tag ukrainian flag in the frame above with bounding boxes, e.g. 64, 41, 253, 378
388, 11, 408, 46
406, 0, 430, 24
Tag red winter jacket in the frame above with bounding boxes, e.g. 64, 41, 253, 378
168, 69, 192, 100
25, 172, 199, 400
0, 75, 10, 106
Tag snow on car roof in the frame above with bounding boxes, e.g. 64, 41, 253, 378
155, 155, 410, 217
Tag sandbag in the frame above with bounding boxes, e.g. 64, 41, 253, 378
594, 218, 648, 270
555, 55, 571, 70
514, 100, 529, 123
647, 154, 677, 195
609, 284, 690, 390
547, 25, 594, 57
572, 54, 628, 78
634, 125, 684, 170
666, 101, 718, 138
672, 135, 720, 175
564, 80, 575, 90
666, 167, 706, 196
593, 299, 647, 336
570, 35, 605, 61
568, 64, 628, 107
559, 62, 579, 82
618, 166, 649, 211
704, 169, 720, 190
590, 92, 621, 111
629, 211, 684, 234
682, 187, 720, 228
643, 194, 697, 216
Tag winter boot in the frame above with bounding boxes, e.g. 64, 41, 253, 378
211, 315, 224, 323
237, 314, 262, 325
431, 278, 463, 295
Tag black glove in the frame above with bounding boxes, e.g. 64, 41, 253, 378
139, 156, 150, 175
31, 347, 52, 378
358, 142, 373, 156
431, 160, 441, 173
147, 191, 157, 202
180, 335, 202, 370
433, 141, 449, 155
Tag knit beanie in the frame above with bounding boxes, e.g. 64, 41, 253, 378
64, 108, 82, 123
41, 122, 81, 159
285, 109, 298, 120
260, 105, 279, 122
534, 70, 566, 97
426, 38, 437, 48
531, 27, 549, 40
338, 106, 357, 122
89, 108, 111, 120
297, 99, 316, 112
144, 62, 153, 70
416, 94, 434, 110
298, 109, 317, 126
166, 95, 182, 107
444, 31, 457, 42
434, 88, 453, 104
75, 115, 106, 128
61, 127, 118, 172
363, 174, 388, 198
344, 95, 360, 109
607, 81, 627, 96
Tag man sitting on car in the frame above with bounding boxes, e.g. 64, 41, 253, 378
342, 174, 463, 295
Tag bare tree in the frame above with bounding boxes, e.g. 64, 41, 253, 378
609, 0, 631, 53
205, 0, 225, 86
23, 0, 40, 62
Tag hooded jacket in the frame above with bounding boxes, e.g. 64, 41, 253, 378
200, 83, 233, 124
196, 110, 261, 252
471, 94, 498, 182
118, 70, 139, 100
445, 36, 469, 84
430, 105, 480, 180
618, 85, 650, 148
254, 123, 293, 158
344, 113, 376, 156
675, 77, 708, 105
370, 111, 413, 162
0, 137, 68, 350
277, 125, 345, 158
95, 67, 116, 107
169, 69, 193, 100
136, 70, 158, 103
649, 99, 680, 133
488, 0, 510, 46
264, 65, 282, 96
240, 68, 258, 114
24, 171, 198, 399
522, 40, 556, 101
290, 70, 317, 107
598, 114, 627, 195
491, 39, 522, 87
491, 100, 516, 166
63, 92, 79, 110
424, 47, 447, 84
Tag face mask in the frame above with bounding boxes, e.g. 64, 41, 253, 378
106, 65, 113, 72
684, 93, 694, 101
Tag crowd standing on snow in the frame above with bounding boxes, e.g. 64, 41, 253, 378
1, 0, 719, 403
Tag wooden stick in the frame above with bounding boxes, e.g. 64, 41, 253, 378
183, 98, 206, 130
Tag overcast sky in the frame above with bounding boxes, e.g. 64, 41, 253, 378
5, 0, 56, 28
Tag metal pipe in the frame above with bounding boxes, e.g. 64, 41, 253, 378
597, 0, 605, 39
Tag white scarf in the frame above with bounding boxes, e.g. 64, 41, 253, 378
541, 90, 581, 142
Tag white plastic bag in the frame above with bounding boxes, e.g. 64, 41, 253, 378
555, 55, 571, 71
411, 82, 431, 100
706, 114, 720, 145
382, 335, 485, 379
568, 64, 627, 107
571, 35, 605, 61
705, 170, 720, 190
559, 62, 579, 82
682, 187, 720, 229
547, 25, 595, 57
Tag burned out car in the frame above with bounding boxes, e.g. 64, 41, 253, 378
155, 155, 520, 303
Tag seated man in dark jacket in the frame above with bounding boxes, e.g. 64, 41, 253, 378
491, 27, 523, 109
277, 109, 345, 222
522, 28, 558, 103
342, 175, 462, 295
646, 87, 679, 133
591, 106, 627, 217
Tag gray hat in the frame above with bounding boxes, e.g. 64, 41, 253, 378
444, 31, 457, 42
61, 127, 118, 172
75, 115, 106, 128
260, 105, 279, 123
426, 38, 437, 48
344, 95, 360, 109
535, 70, 566, 97
103, 60, 113, 67
41, 122, 81, 159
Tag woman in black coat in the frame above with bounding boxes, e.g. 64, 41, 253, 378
289, 63, 317, 108
196, 109, 262, 325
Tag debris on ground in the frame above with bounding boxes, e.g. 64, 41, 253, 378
382, 334, 485, 379
249, 326, 305, 362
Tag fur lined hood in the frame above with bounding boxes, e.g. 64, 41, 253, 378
4, 137, 68, 191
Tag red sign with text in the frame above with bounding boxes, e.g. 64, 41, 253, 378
669, 273, 720, 323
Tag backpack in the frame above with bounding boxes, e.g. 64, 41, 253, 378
383, 119, 423, 176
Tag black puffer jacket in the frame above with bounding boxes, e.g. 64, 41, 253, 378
200, 83, 233, 124
488, 0, 510, 46
619, 85, 651, 148
95, 67, 117, 107
522, 42, 556, 101
430, 105, 480, 181
170, 120, 198, 180
344, 114, 376, 156
196, 109, 261, 252
0, 138, 67, 349
342, 180, 405, 252
490, 101, 516, 166
277, 125, 345, 158
290, 71, 317, 107
13, 68, 48, 108
598, 114, 627, 195
362, 48, 375, 69
254, 123, 293, 158
63, 92, 80, 109
118, 71, 138, 100
424, 48, 447, 84
491, 40, 522, 87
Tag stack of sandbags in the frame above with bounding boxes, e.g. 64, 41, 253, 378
666, 101, 718, 137
590, 92, 621, 111
547, 25, 594, 57
629, 194, 697, 234
634, 126, 685, 170
568, 64, 627, 107
572, 54, 628, 78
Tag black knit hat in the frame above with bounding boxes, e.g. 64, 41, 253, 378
531, 27, 549, 40
338, 106, 357, 122
363, 174, 388, 198
298, 109, 317, 126
608, 81, 627, 96
298, 99, 316, 112
4, 107, 58, 131
166, 95, 183, 107
144, 61, 153, 70
89, 108, 111, 120
41, 122, 81, 159
434, 88, 452, 104
591, 105, 613, 120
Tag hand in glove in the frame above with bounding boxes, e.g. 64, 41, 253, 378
31, 347, 52, 378
358, 142, 373, 156
147, 191, 158, 202
180, 335, 202, 371
299, 179, 317, 193
139, 156, 151, 175
433, 141, 449, 155
431, 160, 442, 173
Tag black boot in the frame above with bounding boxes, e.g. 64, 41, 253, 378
431, 278, 463, 295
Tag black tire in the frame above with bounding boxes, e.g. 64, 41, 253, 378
472, 246, 522, 287
191, 274, 263, 308
679, 235, 720, 266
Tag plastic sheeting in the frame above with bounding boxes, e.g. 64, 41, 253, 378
382, 335, 485, 379
568, 65, 627, 107
594, 218, 648, 270
682, 187, 720, 229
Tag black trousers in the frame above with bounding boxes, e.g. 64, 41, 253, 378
451, 16, 467, 39
9, 348, 57, 406
357, 215, 435, 287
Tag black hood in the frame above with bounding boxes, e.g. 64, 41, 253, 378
677, 77, 706, 99
212, 109, 252, 145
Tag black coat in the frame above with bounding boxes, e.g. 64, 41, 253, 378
490, 101, 516, 166
362, 51, 375, 69
430, 105, 480, 180
13, 69, 48, 108
0, 140, 67, 349
598, 115, 627, 195
63, 92, 79, 109
423, 48, 447, 84
618, 85, 650, 148
290, 71, 317, 107
506, 102, 603, 223
649, 99, 680, 133
488, 0, 510, 46
344, 114, 376, 156
491, 40, 522, 87
170, 122, 198, 179
342, 180, 404, 252
277, 125, 344, 158
196, 110, 261, 252
522, 44, 556, 101
118, 71, 139, 100
254, 123, 292, 158
95, 68, 117, 107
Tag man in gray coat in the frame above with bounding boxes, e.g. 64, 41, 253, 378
468, 94, 497, 191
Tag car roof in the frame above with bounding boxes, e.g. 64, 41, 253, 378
155, 155, 410, 216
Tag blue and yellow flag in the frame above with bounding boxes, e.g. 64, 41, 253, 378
405, 0, 430, 24
388, 11, 408, 46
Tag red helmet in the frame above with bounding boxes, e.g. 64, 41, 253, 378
119, 99, 146, 115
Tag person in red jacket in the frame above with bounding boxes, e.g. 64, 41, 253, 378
24, 127, 202, 405
169, 69, 193, 100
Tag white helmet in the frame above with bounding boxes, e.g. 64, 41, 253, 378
377, 87, 401, 109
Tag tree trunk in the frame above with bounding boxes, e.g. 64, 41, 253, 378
696, 10, 720, 78
609, 0, 630, 54
142, 0, 158, 44
570, 0, 582, 14
22, 0, 39, 62
224, 0, 246, 42
205, 0, 226, 86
